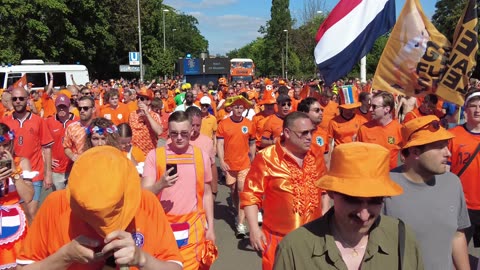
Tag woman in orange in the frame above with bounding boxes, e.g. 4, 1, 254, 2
117, 123, 145, 164
83, 117, 120, 152
0, 123, 34, 269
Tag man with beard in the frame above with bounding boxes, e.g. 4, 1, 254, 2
357, 91, 403, 169
45, 94, 79, 190
63, 96, 96, 162
3, 87, 54, 220
175, 91, 199, 112
384, 115, 470, 270
274, 143, 423, 270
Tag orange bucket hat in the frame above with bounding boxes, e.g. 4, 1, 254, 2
401, 115, 454, 149
316, 142, 403, 197
258, 89, 276, 105
66, 146, 142, 238
338, 85, 361, 109
224, 95, 253, 109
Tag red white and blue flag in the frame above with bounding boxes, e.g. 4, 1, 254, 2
171, 222, 190, 248
314, 0, 395, 85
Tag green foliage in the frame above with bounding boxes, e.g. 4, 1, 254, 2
0, 0, 208, 79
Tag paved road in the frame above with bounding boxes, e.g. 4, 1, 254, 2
211, 183, 262, 270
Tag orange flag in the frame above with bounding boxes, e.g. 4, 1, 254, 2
12, 74, 27, 89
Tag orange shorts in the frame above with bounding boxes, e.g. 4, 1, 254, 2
225, 168, 249, 187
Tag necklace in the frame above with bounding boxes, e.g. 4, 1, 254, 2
333, 228, 367, 257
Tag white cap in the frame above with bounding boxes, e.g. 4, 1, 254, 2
200, 96, 211, 105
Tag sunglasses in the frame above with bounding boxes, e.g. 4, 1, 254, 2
281, 102, 292, 107
340, 193, 385, 206
78, 106, 92, 111
407, 120, 440, 141
310, 108, 322, 113
169, 131, 190, 138
370, 104, 384, 110
136, 96, 148, 101
201, 104, 210, 108
289, 128, 315, 138
12, 97, 27, 102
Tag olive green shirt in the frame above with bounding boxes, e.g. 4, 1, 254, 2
274, 209, 424, 270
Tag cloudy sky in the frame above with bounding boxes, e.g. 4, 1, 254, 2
164, 0, 437, 55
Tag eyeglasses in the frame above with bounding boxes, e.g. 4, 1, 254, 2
281, 102, 292, 107
310, 108, 322, 113
339, 193, 385, 206
169, 131, 190, 138
78, 106, 92, 111
370, 104, 384, 110
407, 120, 440, 141
12, 97, 26, 102
289, 128, 315, 138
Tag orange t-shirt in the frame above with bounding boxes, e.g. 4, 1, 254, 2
63, 121, 87, 156
357, 120, 403, 169
126, 100, 138, 113
291, 98, 301, 112
319, 101, 339, 131
404, 107, 444, 123
45, 114, 79, 173
17, 190, 183, 269
217, 116, 255, 171
327, 114, 365, 146
355, 107, 372, 122
3, 112, 54, 182
100, 103, 130, 125
262, 114, 284, 141
41, 93, 56, 118
33, 99, 43, 115
216, 109, 229, 123
310, 127, 329, 177
252, 111, 273, 149
129, 110, 162, 155
448, 124, 480, 210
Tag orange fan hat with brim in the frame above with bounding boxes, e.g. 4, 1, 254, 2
224, 95, 253, 109
401, 115, 454, 149
66, 146, 142, 238
257, 89, 276, 106
316, 142, 403, 197
137, 87, 153, 100
338, 85, 361, 109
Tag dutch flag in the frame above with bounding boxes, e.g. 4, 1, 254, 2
171, 222, 190, 248
314, 0, 396, 85
1, 207, 21, 239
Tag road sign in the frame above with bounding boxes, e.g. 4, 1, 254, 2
129, 52, 140, 66
119, 65, 142, 72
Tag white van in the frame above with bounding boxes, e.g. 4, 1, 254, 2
0, 60, 90, 90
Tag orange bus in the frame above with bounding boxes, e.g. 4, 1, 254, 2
230, 58, 255, 82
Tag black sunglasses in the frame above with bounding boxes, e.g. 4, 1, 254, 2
78, 106, 92, 111
281, 102, 292, 107
137, 96, 148, 101
340, 193, 384, 206
12, 97, 26, 102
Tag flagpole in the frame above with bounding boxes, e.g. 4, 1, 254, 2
360, 56, 366, 83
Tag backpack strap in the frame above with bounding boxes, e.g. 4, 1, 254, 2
398, 219, 405, 270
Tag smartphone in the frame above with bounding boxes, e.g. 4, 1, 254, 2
0, 159, 12, 170
166, 164, 177, 176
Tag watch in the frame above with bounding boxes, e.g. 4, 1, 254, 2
12, 173, 21, 181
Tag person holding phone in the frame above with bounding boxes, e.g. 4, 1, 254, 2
0, 123, 35, 269
142, 111, 216, 270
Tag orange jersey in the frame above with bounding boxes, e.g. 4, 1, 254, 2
404, 107, 444, 123
217, 116, 255, 171
327, 114, 365, 146
40, 93, 56, 118
262, 114, 284, 141
448, 125, 480, 210
3, 112, 54, 182
357, 120, 403, 169
63, 121, 87, 156
33, 99, 43, 115
126, 100, 138, 113
252, 111, 274, 149
158, 112, 170, 140
45, 113, 79, 173
129, 110, 162, 155
216, 109, 229, 123
17, 190, 183, 269
291, 98, 301, 112
319, 101, 339, 131
100, 103, 130, 125
310, 127, 329, 177
355, 107, 372, 122
200, 114, 217, 139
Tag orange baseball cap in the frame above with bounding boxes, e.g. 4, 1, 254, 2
137, 87, 153, 100
401, 115, 454, 149
66, 146, 142, 237
316, 142, 403, 197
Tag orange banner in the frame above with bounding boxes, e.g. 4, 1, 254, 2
12, 74, 27, 89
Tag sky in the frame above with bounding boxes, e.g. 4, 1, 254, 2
163, 0, 438, 55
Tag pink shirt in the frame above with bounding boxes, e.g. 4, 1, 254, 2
190, 134, 215, 164
144, 145, 212, 215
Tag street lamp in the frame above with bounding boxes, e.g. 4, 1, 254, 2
172, 28, 177, 43
162, 9, 169, 52
283, 29, 288, 79
137, 0, 143, 81
317, 10, 323, 14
